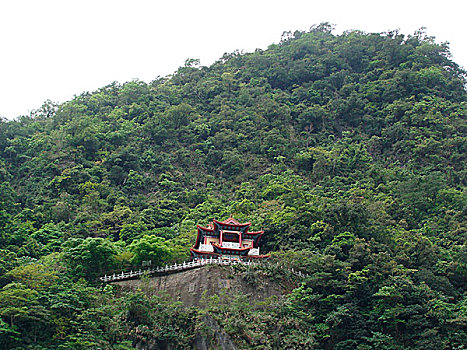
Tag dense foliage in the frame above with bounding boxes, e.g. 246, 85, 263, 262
0, 24, 466, 349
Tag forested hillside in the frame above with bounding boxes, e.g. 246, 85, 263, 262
0, 24, 466, 349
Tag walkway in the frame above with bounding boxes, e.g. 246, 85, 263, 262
99, 257, 258, 283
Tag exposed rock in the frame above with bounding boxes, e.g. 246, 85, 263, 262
114, 265, 283, 349
134, 339, 169, 350
194, 315, 238, 350
113, 264, 283, 307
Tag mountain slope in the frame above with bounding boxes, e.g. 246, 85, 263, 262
0, 25, 466, 349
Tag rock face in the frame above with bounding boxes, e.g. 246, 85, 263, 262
114, 265, 283, 349
114, 264, 283, 307
193, 315, 239, 350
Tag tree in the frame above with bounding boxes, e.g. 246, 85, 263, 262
128, 235, 173, 266
0, 282, 50, 346
5, 262, 57, 291
62, 238, 117, 280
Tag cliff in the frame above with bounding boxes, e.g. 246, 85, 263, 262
114, 265, 285, 349
113, 264, 284, 307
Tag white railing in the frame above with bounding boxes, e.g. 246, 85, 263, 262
99, 257, 259, 283
98, 258, 309, 283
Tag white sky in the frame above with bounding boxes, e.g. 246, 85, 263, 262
0, 0, 465, 119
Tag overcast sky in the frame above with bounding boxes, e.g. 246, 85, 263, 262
0, 0, 465, 120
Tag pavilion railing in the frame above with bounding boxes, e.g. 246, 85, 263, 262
99, 257, 258, 283
98, 257, 309, 283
